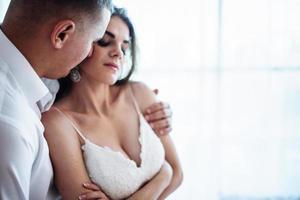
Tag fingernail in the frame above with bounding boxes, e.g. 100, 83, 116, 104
147, 109, 151, 114
78, 195, 85, 200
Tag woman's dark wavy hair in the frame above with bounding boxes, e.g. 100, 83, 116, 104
55, 6, 137, 102
113, 6, 137, 85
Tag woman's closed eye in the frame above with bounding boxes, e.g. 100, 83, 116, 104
97, 39, 110, 47
97, 39, 128, 56
121, 47, 127, 55
121, 43, 130, 56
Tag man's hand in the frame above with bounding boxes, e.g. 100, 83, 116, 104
144, 89, 173, 136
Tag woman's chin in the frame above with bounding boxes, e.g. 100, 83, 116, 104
110, 79, 119, 85
103, 77, 118, 86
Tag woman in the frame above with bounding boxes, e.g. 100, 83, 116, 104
42, 7, 183, 200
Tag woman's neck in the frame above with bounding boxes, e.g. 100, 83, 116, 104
68, 78, 119, 116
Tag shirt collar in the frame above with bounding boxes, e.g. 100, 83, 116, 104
0, 28, 50, 106
39, 78, 60, 112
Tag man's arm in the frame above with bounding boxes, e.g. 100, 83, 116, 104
0, 119, 34, 200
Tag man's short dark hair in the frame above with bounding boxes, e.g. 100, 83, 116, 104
9, 0, 113, 25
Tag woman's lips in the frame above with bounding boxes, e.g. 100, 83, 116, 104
104, 63, 119, 71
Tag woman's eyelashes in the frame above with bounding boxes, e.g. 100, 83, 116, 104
121, 47, 127, 55
97, 39, 128, 56
97, 39, 110, 47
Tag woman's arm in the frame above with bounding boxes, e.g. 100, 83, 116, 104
126, 137, 181, 200
42, 108, 108, 200
127, 162, 173, 200
130, 82, 184, 199
156, 136, 183, 200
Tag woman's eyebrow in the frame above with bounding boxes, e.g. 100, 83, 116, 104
105, 31, 130, 44
105, 31, 115, 38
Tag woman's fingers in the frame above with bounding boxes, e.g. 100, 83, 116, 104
80, 182, 109, 199
78, 191, 108, 200
82, 182, 101, 191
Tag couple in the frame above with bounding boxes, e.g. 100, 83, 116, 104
0, 0, 182, 200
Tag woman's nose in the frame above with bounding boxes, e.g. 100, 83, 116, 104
110, 45, 123, 59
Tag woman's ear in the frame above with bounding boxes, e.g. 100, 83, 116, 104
51, 20, 76, 49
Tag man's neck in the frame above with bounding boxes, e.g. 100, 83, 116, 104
1, 23, 46, 77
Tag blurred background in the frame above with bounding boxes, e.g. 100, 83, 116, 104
1, 0, 300, 199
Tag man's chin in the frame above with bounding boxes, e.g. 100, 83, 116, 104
62, 71, 70, 78
59, 69, 71, 79
43, 71, 69, 80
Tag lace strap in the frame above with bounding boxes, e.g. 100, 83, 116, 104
52, 107, 87, 141
128, 85, 142, 115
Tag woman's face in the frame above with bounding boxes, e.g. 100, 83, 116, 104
80, 16, 130, 85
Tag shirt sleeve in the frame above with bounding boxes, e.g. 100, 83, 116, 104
0, 119, 34, 200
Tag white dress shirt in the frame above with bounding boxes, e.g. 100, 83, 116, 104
0, 29, 60, 199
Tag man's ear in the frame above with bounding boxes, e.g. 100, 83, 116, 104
51, 20, 76, 49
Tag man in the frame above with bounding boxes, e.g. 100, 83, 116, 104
0, 0, 172, 199
0, 0, 112, 199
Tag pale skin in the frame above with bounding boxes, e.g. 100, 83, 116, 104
42, 16, 183, 199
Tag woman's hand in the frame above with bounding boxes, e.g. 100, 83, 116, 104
78, 182, 110, 200
144, 101, 173, 136
126, 162, 173, 200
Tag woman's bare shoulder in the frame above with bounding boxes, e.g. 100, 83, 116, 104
127, 81, 158, 113
42, 106, 63, 128
42, 106, 76, 139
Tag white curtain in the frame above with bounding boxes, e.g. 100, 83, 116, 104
114, 0, 300, 199
1, 0, 300, 199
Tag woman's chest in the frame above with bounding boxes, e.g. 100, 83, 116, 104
75, 110, 143, 164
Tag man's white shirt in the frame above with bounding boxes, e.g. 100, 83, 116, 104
0, 29, 60, 199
